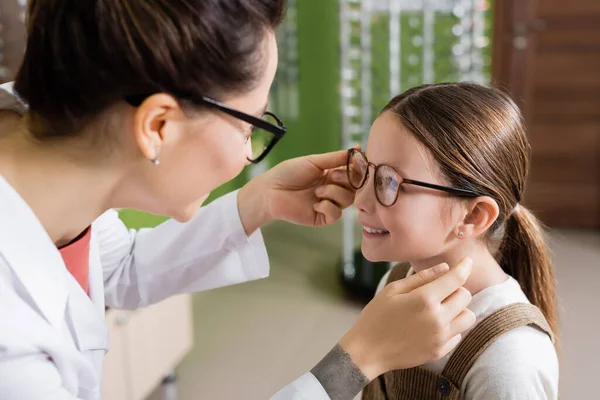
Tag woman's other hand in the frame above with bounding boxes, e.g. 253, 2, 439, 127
338, 257, 476, 381
238, 149, 355, 234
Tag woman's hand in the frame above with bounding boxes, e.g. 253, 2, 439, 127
340, 258, 475, 380
238, 149, 354, 234
310, 259, 475, 400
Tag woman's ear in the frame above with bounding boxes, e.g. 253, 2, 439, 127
456, 197, 500, 239
131, 93, 180, 162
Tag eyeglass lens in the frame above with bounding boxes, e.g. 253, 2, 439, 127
248, 113, 278, 161
348, 150, 402, 206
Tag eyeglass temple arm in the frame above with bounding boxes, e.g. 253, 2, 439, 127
198, 97, 286, 136
403, 179, 479, 197
125, 94, 285, 136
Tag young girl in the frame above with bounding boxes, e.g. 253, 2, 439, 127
354, 82, 559, 399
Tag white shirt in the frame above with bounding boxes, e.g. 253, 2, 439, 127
371, 268, 559, 400
0, 82, 330, 400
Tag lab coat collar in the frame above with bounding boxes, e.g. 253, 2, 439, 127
0, 174, 69, 330
88, 233, 106, 318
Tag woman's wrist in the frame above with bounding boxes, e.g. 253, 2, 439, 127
338, 332, 382, 382
310, 343, 370, 400
237, 179, 273, 236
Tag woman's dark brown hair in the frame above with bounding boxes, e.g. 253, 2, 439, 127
14, 0, 286, 138
383, 82, 558, 337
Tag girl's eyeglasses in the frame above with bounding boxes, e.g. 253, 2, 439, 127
346, 148, 479, 207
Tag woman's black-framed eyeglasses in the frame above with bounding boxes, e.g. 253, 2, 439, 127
346, 148, 479, 207
125, 94, 286, 164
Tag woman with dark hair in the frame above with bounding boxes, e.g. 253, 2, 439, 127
0, 1, 474, 399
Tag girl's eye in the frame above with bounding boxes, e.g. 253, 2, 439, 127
385, 176, 400, 191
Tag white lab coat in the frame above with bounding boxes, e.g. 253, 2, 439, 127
0, 83, 330, 399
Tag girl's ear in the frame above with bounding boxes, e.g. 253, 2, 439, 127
456, 196, 499, 239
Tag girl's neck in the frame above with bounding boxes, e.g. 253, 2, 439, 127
411, 245, 508, 296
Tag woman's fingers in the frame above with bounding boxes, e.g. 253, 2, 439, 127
313, 200, 343, 225
447, 308, 477, 340
315, 183, 355, 209
430, 334, 463, 362
413, 257, 472, 303
306, 149, 348, 170
385, 263, 450, 295
328, 167, 354, 190
441, 286, 473, 324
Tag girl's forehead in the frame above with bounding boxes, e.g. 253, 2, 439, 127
367, 113, 421, 160
366, 112, 440, 180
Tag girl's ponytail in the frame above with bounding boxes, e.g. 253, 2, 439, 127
497, 205, 558, 337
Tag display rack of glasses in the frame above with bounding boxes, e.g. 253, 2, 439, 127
339, 0, 492, 289
0, 7, 3, 81
272, 0, 299, 121
0, 0, 28, 84
0, 4, 7, 82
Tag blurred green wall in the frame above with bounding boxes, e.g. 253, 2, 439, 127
268, 0, 340, 165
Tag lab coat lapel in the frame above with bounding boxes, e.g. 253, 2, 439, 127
65, 228, 108, 354
88, 230, 106, 318
0, 175, 109, 355
65, 275, 108, 353
0, 175, 68, 330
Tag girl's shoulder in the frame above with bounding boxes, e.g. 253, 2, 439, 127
462, 323, 558, 399
461, 277, 558, 400
453, 277, 558, 399
425, 275, 557, 399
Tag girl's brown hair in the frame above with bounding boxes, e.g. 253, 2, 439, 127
383, 82, 558, 336
14, 0, 286, 138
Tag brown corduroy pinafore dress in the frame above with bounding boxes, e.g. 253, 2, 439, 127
362, 263, 554, 400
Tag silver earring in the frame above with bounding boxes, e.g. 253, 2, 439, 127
150, 148, 160, 165
458, 230, 464, 238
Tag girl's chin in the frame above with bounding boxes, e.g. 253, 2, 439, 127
360, 245, 391, 263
